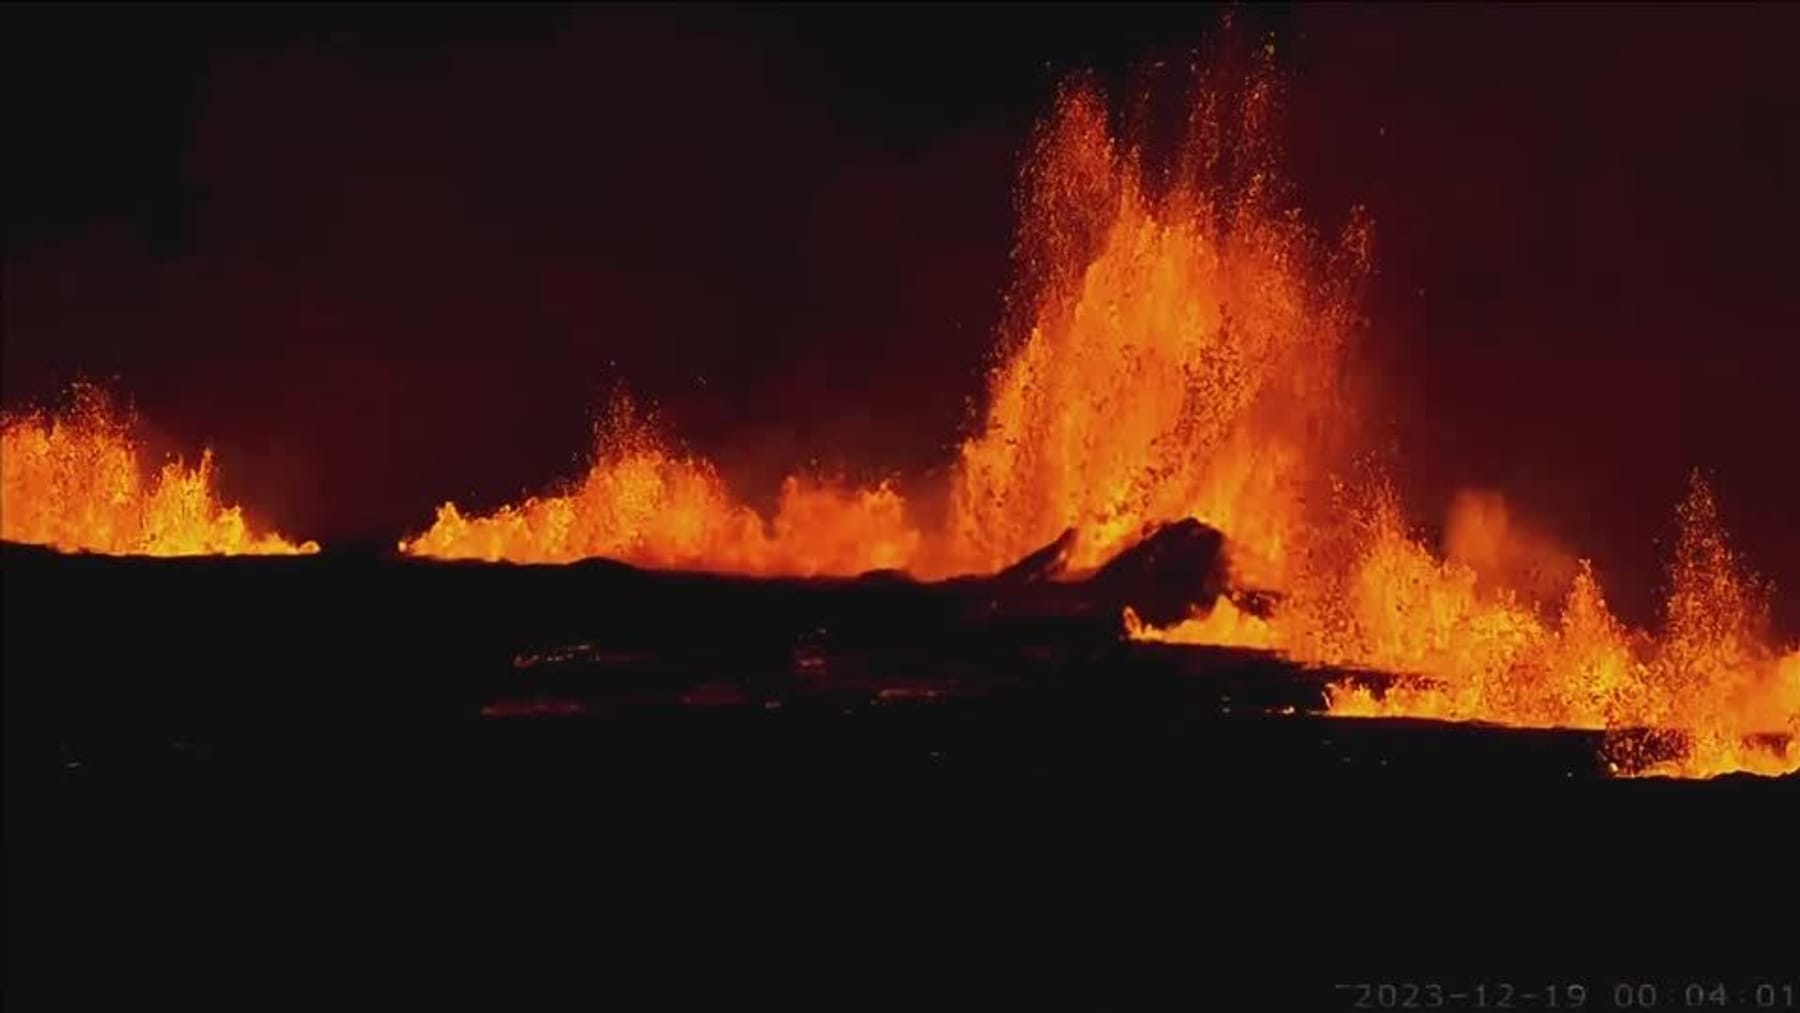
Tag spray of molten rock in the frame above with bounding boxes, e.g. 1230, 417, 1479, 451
398, 394, 920, 576
0, 386, 317, 557
1138, 476, 1800, 778
402, 61, 1362, 582
401, 54, 1796, 776
954, 70, 1794, 777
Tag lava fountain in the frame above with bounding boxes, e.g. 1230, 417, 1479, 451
398, 394, 919, 576
399, 48, 1795, 776
1146, 473, 1799, 777
945, 59, 1797, 777
0, 385, 317, 557
940, 66, 1369, 580
402, 50, 1367, 586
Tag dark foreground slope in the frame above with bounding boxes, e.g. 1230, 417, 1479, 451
5, 543, 1794, 1008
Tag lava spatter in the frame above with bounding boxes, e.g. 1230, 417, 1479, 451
1, 385, 317, 557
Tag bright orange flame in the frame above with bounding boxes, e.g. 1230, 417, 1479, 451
1443, 489, 1579, 606
399, 396, 918, 575
1154, 475, 1798, 777
1126, 596, 1277, 651
941, 70, 1367, 579
1, 386, 317, 556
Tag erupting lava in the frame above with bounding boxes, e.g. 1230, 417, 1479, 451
403, 52, 1365, 585
401, 46, 1794, 776
0, 386, 316, 557
398, 396, 919, 575
945, 70, 1367, 578
1144, 475, 1799, 777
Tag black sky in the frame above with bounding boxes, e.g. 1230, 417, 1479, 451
4, 3, 1797, 630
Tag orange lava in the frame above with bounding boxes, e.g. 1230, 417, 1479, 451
1147, 477, 1797, 777
397, 50, 1795, 777
1010, 66, 1796, 778
0, 387, 317, 557
942, 67, 1368, 579
404, 53, 1365, 588
399, 396, 918, 575
1307, 477, 1797, 777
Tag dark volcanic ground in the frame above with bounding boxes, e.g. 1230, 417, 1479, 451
5, 544, 1795, 1007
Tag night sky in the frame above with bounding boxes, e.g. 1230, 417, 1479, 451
4, 3, 1797, 630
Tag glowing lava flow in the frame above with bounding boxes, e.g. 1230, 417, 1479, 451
0, 388, 317, 557
399, 396, 919, 576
